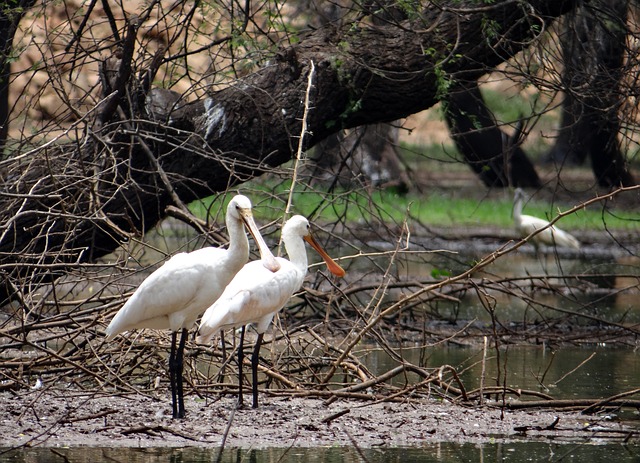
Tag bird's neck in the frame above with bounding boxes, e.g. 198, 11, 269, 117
284, 235, 308, 273
513, 196, 523, 226
226, 216, 249, 263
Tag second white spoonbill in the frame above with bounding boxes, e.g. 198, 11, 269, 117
197, 215, 345, 408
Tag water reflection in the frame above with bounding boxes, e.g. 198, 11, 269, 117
361, 344, 640, 400
381, 246, 640, 325
2, 442, 639, 462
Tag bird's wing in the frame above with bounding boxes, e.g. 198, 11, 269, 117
518, 215, 550, 233
106, 249, 226, 335
549, 226, 581, 249
198, 289, 253, 340
519, 215, 580, 248
198, 259, 302, 339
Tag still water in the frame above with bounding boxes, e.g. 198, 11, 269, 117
363, 343, 640, 401
1, 442, 639, 462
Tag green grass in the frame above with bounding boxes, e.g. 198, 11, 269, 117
409, 193, 637, 231
189, 184, 638, 232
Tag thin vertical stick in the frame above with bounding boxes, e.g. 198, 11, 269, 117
279, 60, 315, 254
215, 405, 237, 463
479, 336, 487, 405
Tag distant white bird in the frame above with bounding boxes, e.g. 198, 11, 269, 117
198, 215, 345, 408
513, 188, 580, 250
105, 195, 279, 419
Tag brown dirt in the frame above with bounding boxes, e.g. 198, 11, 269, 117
1, 388, 637, 450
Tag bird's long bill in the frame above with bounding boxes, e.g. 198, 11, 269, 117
238, 209, 281, 272
303, 234, 346, 278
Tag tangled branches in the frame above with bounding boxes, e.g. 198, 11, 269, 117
1, 186, 639, 419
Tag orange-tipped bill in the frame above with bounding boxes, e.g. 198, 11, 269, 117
239, 209, 281, 273
303, 234, 346, 277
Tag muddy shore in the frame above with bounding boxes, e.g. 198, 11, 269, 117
2, 389, 637, 450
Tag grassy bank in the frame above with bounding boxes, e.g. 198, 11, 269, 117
189, 182, 638, 232
187, 88, 638, 233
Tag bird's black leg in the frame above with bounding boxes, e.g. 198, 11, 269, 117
237, 326, 246, 408
169, 331, 179, 419
251, 332, 264, 409
175, 328, 188, 419
219, 330, 227, 384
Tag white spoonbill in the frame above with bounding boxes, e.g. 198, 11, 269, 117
197, 215, 345, 408
513, 188, 580, 250
105, 195, 280, 419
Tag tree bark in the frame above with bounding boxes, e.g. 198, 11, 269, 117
0, 0, 36, 150
547, 0, 635, 187
308, 123, 410, 192
445, 81, 541, 188
0, 0, 577, 302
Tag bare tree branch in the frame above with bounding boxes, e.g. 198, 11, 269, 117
0, 0, 577, 300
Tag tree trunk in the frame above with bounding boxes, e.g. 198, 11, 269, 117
309, 123, 410, 192
0, 0, 578, 303
0, 0, 35, 152
547, 0, 635, 187
444, 81, 541, 188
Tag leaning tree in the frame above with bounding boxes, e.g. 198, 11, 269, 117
3, 0, 637, 308
547, 0, 635, 187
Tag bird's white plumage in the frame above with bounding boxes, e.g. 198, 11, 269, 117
198, 215, 332, 341
199, 257, 303, 337
105, 194, 268, 338
513, 188, 580, 250
106, 247, 241, 334
104, 194, 280, 418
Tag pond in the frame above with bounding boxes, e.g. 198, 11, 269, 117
363, 343, 640, 402
2, 440, 639, 462
365, 237, 640, 327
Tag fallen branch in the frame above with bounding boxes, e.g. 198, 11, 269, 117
121, 424, 201, 441
507, 398, 640, 410
581, 388, 640, 415
320, 408, 350, 424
